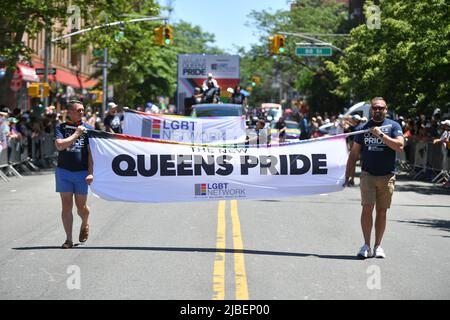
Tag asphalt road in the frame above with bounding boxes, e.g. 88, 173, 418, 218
1, 168, 449, 300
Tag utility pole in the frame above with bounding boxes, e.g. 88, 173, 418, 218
43, 21, 51, 108
101, 15, 108, 120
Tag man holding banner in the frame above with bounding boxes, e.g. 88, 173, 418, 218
55, 100, 94, 249
345, 97, 404, 259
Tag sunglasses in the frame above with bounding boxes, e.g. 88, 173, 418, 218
372, 106, 386, 111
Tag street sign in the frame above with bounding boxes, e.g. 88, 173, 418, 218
35, 68, 57, 75
296, 47, 333, 56
95, 62, 112, 68
93, 48, 103, 57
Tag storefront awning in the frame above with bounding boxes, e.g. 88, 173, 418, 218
17, 64, 39, 82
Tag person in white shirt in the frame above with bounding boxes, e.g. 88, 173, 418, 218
202, 73, 219, 91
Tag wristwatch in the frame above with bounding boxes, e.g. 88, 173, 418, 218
379, 132, 385, 138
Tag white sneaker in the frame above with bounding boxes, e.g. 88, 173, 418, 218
357, 244, 372, 259
374, 246, 386, 258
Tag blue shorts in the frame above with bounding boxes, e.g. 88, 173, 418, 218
55, 167, 89, 195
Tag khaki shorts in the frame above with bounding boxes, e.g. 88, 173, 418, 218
360, 171, 396, 209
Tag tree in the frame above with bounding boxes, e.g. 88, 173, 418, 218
327, 0, 450, 116
1, 0, 224, 109
239, 0, 349, 114
78, 17, 224, 107
0, 0, 88, 105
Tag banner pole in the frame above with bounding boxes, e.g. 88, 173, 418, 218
66, 124, 393, 147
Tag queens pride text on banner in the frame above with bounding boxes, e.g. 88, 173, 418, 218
89, 136, 347, 203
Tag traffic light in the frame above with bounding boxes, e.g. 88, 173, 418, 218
163, 26, 173, 45
28, 83, 50, 98
269, 36, 276, 55
42, 83, 50, 98
154, 26, 163, 45
251, 76, 261, 87
89, 90, 103, 103
154, 25, 173, 46
277, 34, 286, 54
28, 83, 40, 98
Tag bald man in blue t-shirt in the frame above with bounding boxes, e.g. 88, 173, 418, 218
345, 97, 404, 259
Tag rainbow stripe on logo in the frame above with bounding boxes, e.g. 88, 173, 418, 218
195, 184, 207, 196
151, 119, 161, 139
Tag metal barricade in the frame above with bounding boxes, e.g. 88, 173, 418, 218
404, 140, 449, 184
5, 138, 24, 178
431, 143, 449, 184
412, 141, 429, 179
396, 149, 413, 174
41, 133, 57, 163
29, 134, 57, 168
0, 144, 10, 182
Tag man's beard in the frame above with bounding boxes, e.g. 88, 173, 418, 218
373, 113, 384, 122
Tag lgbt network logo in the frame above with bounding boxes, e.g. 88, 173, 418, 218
194, 183, 246, 199
150, 119, 161, 139
195, 184, 207, 196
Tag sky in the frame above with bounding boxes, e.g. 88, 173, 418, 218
163, 0, 291, 53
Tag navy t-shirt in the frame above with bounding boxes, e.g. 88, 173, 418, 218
104, 113, 124, 133
354, 119, 403, 176
55, 122, 94, 171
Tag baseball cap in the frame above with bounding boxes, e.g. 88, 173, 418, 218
441, 119, 450, 127
108, 102, 118, 109
207, 73, 213, 78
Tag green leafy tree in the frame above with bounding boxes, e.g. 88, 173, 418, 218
0, 0, 97, 105
239, 0, 349, 114
327, 0, 450, 115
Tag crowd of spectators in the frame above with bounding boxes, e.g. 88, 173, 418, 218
245, 105, 449, 145
0, 100, 177, 164
1, 101, 448, 174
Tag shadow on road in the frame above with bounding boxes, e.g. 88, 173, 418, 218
395, 219, 450, 235
12, 246, 361, 261
393, 204, 450, 208
394, 183, 450, 195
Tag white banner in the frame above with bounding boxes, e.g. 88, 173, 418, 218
89, 133, 348, 203
123, 111, 246, 144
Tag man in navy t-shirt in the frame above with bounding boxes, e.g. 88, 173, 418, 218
55, 100, 94, 249
344, 97, 404, 259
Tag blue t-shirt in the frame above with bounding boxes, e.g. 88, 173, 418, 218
55, 122, 94, 172
104, 113, 124, 133
354, 118, 403, 176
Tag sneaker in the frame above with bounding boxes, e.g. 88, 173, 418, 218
357, 244, 372, 259
374, 246, 386, 258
